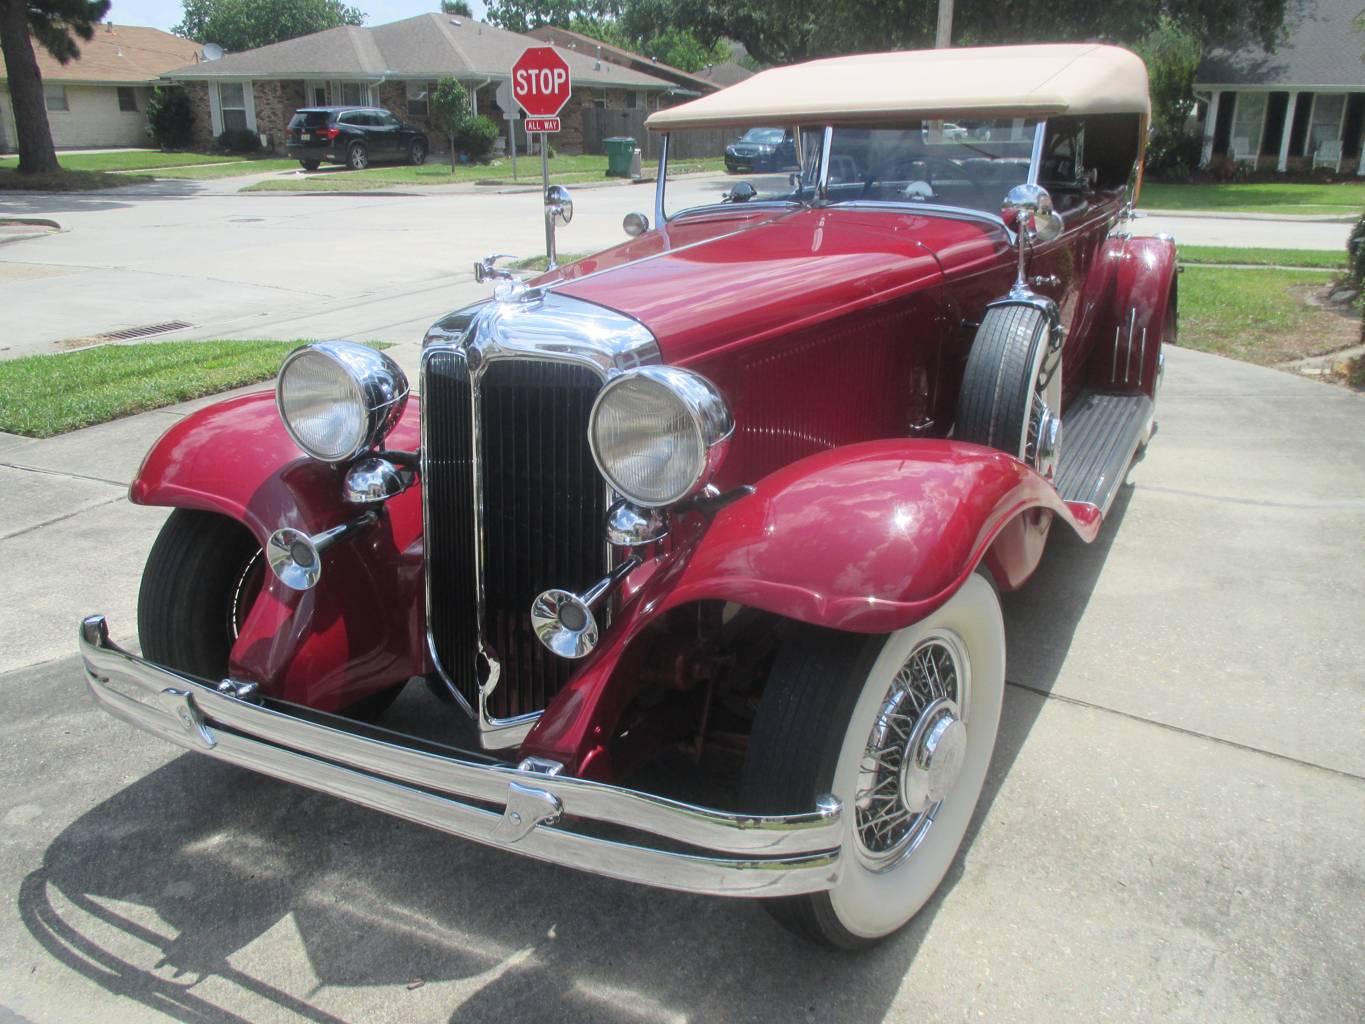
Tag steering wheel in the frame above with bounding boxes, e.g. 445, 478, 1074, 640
908, 155, 984, 189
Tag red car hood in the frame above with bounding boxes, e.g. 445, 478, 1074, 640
551, 205, 1008, 365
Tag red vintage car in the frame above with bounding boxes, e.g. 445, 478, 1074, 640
81, 43, 1171, 948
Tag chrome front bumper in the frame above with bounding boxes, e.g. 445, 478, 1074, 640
79, 616, 843, 898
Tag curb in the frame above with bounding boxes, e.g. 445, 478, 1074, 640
1141, 209, 1356, 223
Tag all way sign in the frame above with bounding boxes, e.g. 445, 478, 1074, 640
524, 117, 561, 133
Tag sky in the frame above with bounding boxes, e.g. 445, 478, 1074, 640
105, 0, 490, 35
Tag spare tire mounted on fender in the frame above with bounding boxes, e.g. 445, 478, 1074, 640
956, 303, 1063, 481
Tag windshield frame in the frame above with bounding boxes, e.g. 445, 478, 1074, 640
654, 121, 1048, 229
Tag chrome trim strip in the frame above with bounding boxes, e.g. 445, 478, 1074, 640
1124, 308, 1137, 385
1137, 326, 1148, 387
79, 617, 843, 898
833, 201, 1014, 239
1111, 325, 1121, 381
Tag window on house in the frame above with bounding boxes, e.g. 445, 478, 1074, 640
625, 91, 638, 109
406, 80, 429, 117
44, 85, 68, 112
1308, 93, 1346, 155
338, 82, 368, 106
1229, 92, 1266, 157
219, 82, 248, 131
117, 87, 137, 112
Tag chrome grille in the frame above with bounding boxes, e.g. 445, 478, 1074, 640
422, 350, 609, 720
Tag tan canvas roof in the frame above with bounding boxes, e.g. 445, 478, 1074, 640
647, 44, 1149, 130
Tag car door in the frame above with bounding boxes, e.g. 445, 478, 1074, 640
375, 111, 405, 160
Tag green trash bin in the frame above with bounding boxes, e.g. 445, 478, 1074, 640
605, 137, 636, 177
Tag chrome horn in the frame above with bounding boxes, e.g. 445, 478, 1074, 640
531, 556, 640, 659
266, 512, 377, 590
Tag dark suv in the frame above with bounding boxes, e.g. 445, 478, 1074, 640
286, 106, 429, 171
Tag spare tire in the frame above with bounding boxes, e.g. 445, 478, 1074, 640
955, 303, 1062, 481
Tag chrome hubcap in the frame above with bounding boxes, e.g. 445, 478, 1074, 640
854, 634, 970, 870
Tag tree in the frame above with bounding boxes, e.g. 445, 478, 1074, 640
485, 1, 615, 34
0, 0, 109, 174
430, 77, 472, 169
173, 0, 365, 54
441, 0, 472, 14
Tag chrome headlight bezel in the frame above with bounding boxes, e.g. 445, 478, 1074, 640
588, 366, 734, 509
276, 341, 409, 463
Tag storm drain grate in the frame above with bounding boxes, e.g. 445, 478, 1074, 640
93, 321, 193, 341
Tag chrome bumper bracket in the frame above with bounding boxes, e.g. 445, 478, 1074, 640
79, 615, 843, 899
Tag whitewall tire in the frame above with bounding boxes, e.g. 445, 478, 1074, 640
741, 573, 1005, 947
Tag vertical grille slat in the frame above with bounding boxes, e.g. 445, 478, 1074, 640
423, 352, 608, 723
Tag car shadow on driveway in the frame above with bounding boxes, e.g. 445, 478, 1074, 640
16, 490, 1131, 1024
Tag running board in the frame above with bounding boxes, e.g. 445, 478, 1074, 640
1054, 391, 1154, 517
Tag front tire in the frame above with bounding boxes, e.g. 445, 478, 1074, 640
347, 142, 369, 171
741, 574, 1005, 948
138, 509, 264, 680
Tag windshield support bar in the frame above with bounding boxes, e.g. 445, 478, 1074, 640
1027, 120, 1047, 185
654, 133, 669, 227
817, 126, 833, 201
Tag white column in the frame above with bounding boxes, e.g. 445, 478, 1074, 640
1200, 91, 1220, 167
1277, 90, 1298, 172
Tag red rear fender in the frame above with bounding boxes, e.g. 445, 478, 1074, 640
130, 391, 427, 710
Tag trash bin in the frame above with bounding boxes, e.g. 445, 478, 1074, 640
605, 137, 636, 177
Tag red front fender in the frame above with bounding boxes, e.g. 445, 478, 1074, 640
523, 439, 1100, 772
130, 391, 427, 710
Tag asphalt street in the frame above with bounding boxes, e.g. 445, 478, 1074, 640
1, 173, 1353, 360
0, 179, 1362, 1023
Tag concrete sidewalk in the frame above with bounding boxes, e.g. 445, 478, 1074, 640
0, 345, 1361, 1022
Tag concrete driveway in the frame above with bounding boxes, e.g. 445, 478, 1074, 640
0, 336, 1361, 1022
2, 177, 1352, 360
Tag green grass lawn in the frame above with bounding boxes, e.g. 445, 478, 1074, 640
0, 168, 154, 190
1180, 266, 1357, 364
1140, 182, 1365, 216
148, 158, 301, 180
0, 340, 316, 437
1178, 245, 1346, 268
243, 153, 721, 192
0, 149, 245, 172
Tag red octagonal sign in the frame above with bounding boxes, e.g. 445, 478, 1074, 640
512, 46, 572, 119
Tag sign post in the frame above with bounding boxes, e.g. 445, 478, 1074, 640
512, 46, 572, 265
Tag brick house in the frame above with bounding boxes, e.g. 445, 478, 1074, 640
160, 13, 675, 156
0, 23, 201, 152
1194, 0, 1365, 174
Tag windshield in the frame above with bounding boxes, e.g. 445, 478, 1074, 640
661, 119, 1040, 219
739, 128, 786, 145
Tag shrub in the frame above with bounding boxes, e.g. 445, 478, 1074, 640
216, 129, 262, 154
1348, 211, 1365, 291
145, 87, 194, 149
456, 116, 499, 162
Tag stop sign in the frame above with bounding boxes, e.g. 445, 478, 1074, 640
512, 46, 572, 118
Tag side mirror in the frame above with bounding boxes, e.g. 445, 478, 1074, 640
546, 185, 574, 225
1002, 183, 1063, 244
727, 181, 757, 203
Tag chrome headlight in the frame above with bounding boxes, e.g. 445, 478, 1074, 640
588, 367, 733, 508
276, 341, 409, 463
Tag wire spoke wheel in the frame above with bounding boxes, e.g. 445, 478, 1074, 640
853, 634, 970, 870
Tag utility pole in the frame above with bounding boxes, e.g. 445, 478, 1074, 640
935, 0, 954, 48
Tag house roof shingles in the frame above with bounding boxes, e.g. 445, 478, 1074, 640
527, 24, 718, 94
1196, 0, 1365, 88
163, 14, 673, 90
0, 23, 202, 85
